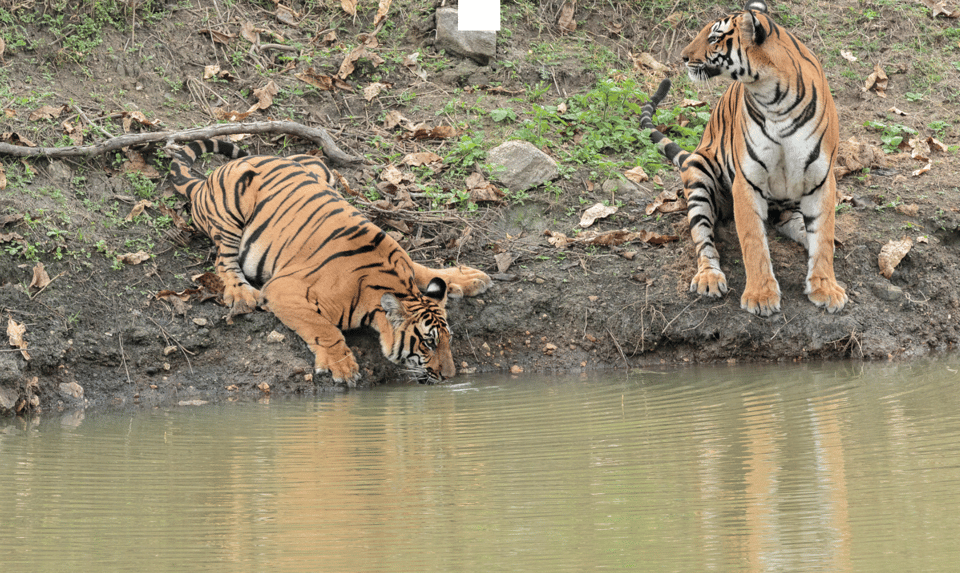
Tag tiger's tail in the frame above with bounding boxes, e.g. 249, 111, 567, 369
640, 78, 692, 168
169, 139, 249, 201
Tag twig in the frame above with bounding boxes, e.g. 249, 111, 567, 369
147, 316, 196, 375
661, 298, 699, 335
605, 327, 629, 369
0, 120, 365, 166
118, 331, 132, 385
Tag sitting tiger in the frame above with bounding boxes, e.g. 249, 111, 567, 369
641, 0, 847, 316
168, 139, 492, 385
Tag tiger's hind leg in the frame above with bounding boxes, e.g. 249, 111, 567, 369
211, 234, 261, 320
682, 156, 729, 298
260, 276, 361, 385
800, 176, 848, 313
409, 261, 493, 298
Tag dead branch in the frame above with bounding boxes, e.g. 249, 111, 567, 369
0, 120, 365, 166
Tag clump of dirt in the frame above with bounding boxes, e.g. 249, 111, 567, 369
1, 0, 959, 415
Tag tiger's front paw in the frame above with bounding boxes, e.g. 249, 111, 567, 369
316, 352, 361, 388
446, 266, 493, 298
806, 277, 848, 313
690, 268, 728, 297
740, 281, 781, 317
223, 283, 261, 320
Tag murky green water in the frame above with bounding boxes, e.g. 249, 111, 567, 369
2, 360, 960, 572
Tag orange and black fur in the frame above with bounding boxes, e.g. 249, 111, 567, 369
641, 0, 847, 316
169, 140, 492, 385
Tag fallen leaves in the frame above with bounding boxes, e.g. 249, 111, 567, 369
878, 236, 913, 278
295, 67, 353, 92
116, 251, 151, 265
920, 0, 960, 18
558, 0, 577, 34
29, 262, 51, 291
863, 63, 888, 97
545, 228, 678, 248
645, 189, 687, 215
338, 45, 384, 80
7, 317, 30, 361
835, 137, 887, 179
579, 202, 617, 227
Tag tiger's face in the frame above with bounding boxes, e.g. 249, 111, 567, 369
380, 278, 456, 384
681, 6, 768, 84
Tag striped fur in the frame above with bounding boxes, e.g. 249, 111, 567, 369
641, 0, 846, 316
169, 140, 492, 385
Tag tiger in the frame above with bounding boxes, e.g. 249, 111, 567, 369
640, 0, 847, 317
168, 139, 492, 385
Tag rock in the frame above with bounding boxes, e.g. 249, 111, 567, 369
435, 8, 496, 65
486, 140, 559, 191
872, 281, 903, 302
0, 386, 17, 413
0, 353, 22, 385
59, 381, 84, 400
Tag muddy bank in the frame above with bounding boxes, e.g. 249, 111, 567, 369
2, 0, 960, 415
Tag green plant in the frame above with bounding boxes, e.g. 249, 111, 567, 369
864, 120, 917, 153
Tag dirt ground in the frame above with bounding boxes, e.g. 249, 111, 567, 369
1, 0, 959, 414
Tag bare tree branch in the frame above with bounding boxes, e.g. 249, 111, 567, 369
0, 121, 366, 166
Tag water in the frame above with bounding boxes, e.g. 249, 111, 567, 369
2, 360, 960, 572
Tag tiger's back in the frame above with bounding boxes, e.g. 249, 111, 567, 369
170, 140, 492, 385
641, 0, 846, 317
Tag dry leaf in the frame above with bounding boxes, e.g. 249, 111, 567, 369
579, 203, 618, 228
494, 252, 517, 273
401, 124, 459, 140
380, 164, 404, 186
253, 81, 279, 110
835, 137, 887, 179
199, 28, 236, 44
403, 52, 428, 81
122, 149, 160, 178
7, 318, 30, 361
341, 0, 357, 16
465, 172, 504, 203
681, 98, 707, 108
363, 81, 391, 101
896, 203, 920, 217
117, 251, 151, 265
0, 232, 23, 244
214, 108, 254, 122
863, 63, 888, 97
878, 236, 913, 278
646, 189, 687, 215
624, 166, 649, 184
240, 21, 259, 44
384, 110, 407, 129
927, 136, 948, 152
295, 67, 352, 91
275, 5, 299, 25
912, 160, 932, 177
125, 199, 154, 221
631, 52, 668, 73
29, 105, 65, 121
62, 120, 83, 146
203, 64, 221, 79
401, 151, 442, 166
30, 262, 51, 291
122, 110, 162, 131
338, 45, 384, 79
318, 30, 337, 46
0, 166, 6, 190
920, 0, 960, 17
545, 228, 677, 248
840, 50, 858, 62
374, 0, 393, 27
558, 0, 577, 33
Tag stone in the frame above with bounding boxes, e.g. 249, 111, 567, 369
435, 8, 496, 65
486, 140, 559, 192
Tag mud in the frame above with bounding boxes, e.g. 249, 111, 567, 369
1, 0, 959, 414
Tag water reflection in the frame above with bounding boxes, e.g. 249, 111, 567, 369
1, 360, 960, 572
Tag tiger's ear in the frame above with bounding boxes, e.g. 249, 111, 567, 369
741, 7, 767, 46
422, 278, 448, 304
381, 293, 407, 327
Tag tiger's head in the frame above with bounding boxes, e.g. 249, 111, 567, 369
681, 0, 771, 84
380, 278, 455, 384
